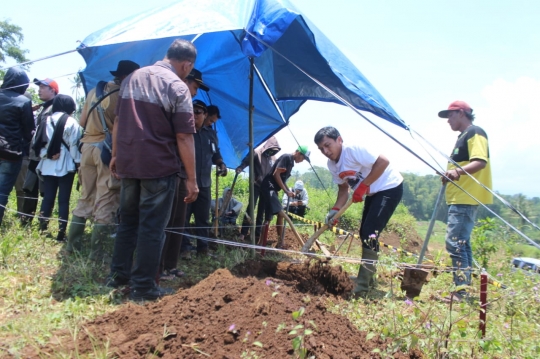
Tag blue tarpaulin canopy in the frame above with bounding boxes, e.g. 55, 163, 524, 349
78, 0, 404, 167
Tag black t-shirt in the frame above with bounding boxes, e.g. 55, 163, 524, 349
265, 153, 294, 190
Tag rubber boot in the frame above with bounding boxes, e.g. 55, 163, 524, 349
352, 248, 379, 297
66, 215, 86, 253
89, 224, 115, 262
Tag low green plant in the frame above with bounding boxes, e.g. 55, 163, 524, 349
471, 217, 498, 269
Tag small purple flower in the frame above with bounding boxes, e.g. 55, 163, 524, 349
404, 298, 413, 306
425, 322, 431, 329
265, 279, 272, 286
504, 323, 509, 329
496, 273, 503, 277
228, 324, 236, 332
247, 331, 251, 336
533, 286, 538, 291
369, 234, 377, 239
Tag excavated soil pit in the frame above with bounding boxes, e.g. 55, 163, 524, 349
232, 259, 353, 297
36, 265, 423, 358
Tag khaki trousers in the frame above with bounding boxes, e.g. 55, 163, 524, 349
72, 143, 120, 224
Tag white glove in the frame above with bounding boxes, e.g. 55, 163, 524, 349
325, 207, 340, 225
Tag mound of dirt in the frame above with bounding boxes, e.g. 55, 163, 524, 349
39, 267, 422, 358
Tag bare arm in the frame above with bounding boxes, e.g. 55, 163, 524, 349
109, 117, 119, 178
362, 155, 389, 187
334, 183, 349, 209
176, 133, 199, 203
443, 159, 486, 183
273, 168, 293, 196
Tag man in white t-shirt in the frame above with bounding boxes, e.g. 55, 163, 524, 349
314, 126, 404, 297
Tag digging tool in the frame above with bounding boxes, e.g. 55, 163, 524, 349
213, 167, 222, 238
401, 183, 446, 298
279, 209, 305, 247
301, 197, 353, 253
218, 172, 239, 217
279, 195, 291, 247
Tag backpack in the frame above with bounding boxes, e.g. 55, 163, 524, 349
79, 81, 119, 166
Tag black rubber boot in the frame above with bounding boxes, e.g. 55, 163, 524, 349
352, 248, 378, 297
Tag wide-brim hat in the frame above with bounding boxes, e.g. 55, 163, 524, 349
186, 68, 209, 92
110, 60, 140, 77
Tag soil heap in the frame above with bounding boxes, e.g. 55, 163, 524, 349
40, 260, 422, 358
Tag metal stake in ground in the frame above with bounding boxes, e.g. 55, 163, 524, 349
401, 183, 446, 298
279, 195, 291, 247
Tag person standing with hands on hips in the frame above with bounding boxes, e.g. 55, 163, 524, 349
314, 126, 403, 297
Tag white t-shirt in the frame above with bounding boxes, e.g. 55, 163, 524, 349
327, 143, 403, 194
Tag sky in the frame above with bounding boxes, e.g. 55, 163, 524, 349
2, 0, 539, 197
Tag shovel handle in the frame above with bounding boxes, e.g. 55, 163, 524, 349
301, 198, 353, 253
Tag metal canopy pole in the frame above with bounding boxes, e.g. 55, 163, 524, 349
417, 183, 446, 265
248, 57, 256, 257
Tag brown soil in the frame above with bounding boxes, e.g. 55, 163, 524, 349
38, 263, 423, 358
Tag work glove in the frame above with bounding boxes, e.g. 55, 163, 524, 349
352, 182, 370, 203
325, 207, 340, 226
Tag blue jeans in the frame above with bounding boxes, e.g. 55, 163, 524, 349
445, 204, 478, 289
109, 175, 176, 290
39, 173, 76, 233
0, 158, 22, 225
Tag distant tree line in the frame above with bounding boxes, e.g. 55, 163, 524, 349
298, 167, 540, 233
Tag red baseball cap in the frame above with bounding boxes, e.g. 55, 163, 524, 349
438, 100, 472, 118
33, 78, 59, 94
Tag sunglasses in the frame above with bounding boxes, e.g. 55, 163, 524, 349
194, 109, 205, 115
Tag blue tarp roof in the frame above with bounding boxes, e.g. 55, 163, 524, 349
78, 0, 404, 167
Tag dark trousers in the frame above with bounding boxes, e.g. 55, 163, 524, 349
39, 173, 76, 233
288, 205, 307, 217
360, 182, 403, 252
0, 158, 22, 225
240, 184, 264, 237
160, 177, 187, 272
20, 160, 40, 224
109, 175, 176, 290
181, 186, 211, 252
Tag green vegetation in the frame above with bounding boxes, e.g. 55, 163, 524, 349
0, 169, 539, 357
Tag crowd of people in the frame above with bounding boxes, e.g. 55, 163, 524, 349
0, 38, 492, 302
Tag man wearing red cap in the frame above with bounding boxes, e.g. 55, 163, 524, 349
438, 100, 492, 302
18, 77, 59, 226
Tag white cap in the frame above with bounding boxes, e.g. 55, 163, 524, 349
294, 180, 304, 191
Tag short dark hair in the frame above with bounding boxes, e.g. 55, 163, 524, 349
166, 39, 197, 63
464, 110, 475, 121
207, 105, 220, 118
314, 126, 341, 144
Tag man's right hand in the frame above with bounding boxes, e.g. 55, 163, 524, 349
110, 157, 120, 179
325, 207, 340, 226
235, 166, 243, 174
185, 179, 199, 203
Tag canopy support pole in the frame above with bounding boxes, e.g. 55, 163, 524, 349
248, 57, 256, 257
